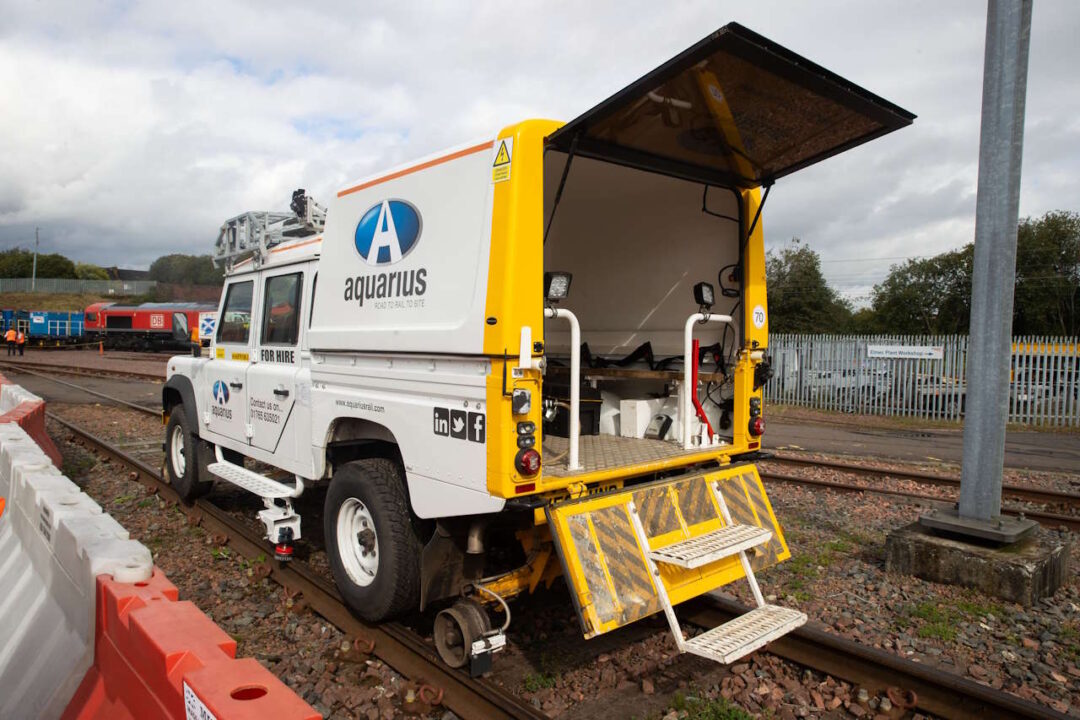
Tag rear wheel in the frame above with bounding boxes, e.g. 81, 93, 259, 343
324, 458, 422, 621
164, 405, 212, 502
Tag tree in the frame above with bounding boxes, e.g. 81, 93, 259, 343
75, 262, 110, 280
1014, 211, 1079, 335
866, 210, 1079, 335
0, 249, 77, 279
766, 239, 852, 333
148, 254, 224, 285
869, 245, 973, 334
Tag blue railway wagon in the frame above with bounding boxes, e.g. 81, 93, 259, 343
28, 311, 84, 344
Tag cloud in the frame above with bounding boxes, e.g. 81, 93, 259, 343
1, 0, 1078, 282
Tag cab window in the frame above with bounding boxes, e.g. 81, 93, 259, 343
261, 273, 302, 346
217, 280, 254, 344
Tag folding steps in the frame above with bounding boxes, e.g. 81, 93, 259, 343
648, 524, 772, 569
627, 477, 806, 665
683, 605, 806, 663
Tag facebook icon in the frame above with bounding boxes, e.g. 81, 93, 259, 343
467, 412, 485, 443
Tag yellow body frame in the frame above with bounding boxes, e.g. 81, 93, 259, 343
482, 120, 770, 501
474, 120, 776, 606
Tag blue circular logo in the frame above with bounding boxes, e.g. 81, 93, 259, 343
212, 380, 230, 405
354, 200, 422, 266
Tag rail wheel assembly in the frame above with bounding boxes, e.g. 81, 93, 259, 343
434, 599, 492, 670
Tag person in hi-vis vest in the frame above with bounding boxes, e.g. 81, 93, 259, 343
16, 329, 25, 356
4, 327, 15, 356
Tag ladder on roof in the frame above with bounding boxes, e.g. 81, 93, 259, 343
626, 479, 806, 664
213, 189, 326, 270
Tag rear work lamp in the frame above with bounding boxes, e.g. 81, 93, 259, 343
544, 272, 573, 302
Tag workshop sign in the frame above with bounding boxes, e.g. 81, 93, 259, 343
866, 344, 944, 360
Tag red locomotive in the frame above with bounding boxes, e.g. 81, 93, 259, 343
84, 302, 217, 351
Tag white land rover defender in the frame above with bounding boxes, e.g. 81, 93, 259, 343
163, 23, 912, 672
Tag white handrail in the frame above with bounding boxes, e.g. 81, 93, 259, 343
683, 313, 734, 449
545, 307, 581, 471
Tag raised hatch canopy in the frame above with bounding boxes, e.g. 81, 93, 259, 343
546, 22, 915, 189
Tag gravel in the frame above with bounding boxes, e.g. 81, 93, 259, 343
42, 394, 1079, 718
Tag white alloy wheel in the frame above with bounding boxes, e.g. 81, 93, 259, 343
169, 425, 187, 477
338, 497, 379, 587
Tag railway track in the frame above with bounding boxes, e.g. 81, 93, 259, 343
49, 413, 546, 720
762, 454, 1080, 532
33, 371, 1074, 720
0, 358, 163, 382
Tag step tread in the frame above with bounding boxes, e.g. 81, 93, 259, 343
648, 524, 772, 568
207, 461, 295, 498
685, 605, 806, 664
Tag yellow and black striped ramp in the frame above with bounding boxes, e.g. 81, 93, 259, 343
546, 464, 790, 639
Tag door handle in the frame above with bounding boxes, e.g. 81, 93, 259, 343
273, 388, 290, 397
229, 382, 243, 389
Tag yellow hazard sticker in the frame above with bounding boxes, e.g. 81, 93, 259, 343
492, 138, 512, 183
215, 347, 225, 359
231, 351, 249, 361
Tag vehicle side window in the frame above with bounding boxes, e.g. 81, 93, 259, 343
261, 272, 302, 346
217, 280, 254, 344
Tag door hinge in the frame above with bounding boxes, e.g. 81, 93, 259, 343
245, 423, 254, 438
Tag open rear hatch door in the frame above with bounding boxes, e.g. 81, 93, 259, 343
547, 22, 914, 188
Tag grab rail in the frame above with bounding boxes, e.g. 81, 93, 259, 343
683, 313, 733, 449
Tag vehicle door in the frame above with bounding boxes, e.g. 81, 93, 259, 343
204, 277, 256, 446
246, 267, 303, 455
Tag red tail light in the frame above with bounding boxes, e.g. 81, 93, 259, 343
515, 448, 541, 477
748, 416, 765, 437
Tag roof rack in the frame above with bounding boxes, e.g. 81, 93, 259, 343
214, 189, 326, 270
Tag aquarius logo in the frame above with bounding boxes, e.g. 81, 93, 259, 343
354, 200, 422, 266
212, 380, 230, 405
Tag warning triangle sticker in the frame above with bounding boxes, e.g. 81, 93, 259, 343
493, 140, 510, 166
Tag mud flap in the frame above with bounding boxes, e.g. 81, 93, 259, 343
546, 464, 789, 639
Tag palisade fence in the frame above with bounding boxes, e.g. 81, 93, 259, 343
764, 334, 1080, 427
0, 278, 156, 295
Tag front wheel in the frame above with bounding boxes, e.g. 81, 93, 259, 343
164, 405, 212, 503
324, 458, 422, 621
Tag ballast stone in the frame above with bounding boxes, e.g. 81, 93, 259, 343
885, 521, 1071, 606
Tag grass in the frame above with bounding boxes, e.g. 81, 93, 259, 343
61, 455, 97, 479
668, 693, 755, 720
112, 494, 135, 506
522, 672, 557, 692
898, 597, 1006, 642
1059, 621, 1080, 661
523, 652, 559, 692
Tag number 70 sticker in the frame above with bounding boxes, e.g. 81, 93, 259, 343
752, 305, 767, 329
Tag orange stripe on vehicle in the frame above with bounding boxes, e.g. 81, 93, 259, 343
271, 237, 322, 254
337, 141, 494, 198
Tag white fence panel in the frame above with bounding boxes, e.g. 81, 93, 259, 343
764, 334, 1078, 428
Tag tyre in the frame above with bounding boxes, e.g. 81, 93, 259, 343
324, 458, 422, 621
164, 404, 213, 502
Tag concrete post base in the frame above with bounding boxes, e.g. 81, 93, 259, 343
885, 522, 1071, 606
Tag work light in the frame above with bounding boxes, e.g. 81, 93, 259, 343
544, 272, 573, 302
693, 281, 715, 309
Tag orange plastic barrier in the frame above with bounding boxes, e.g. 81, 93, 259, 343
0, 372, 62, 466
64, 569, 319, 720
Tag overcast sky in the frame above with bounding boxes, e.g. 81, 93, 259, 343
1, 1, 1077, 302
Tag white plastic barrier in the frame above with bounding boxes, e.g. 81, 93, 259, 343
0, 422, 153, 720
0, 383, 44, 413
